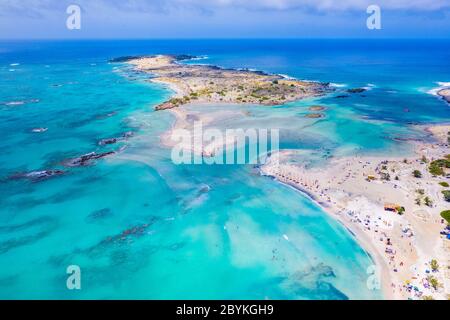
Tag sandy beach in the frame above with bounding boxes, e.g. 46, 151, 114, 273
261, 125, 450, 300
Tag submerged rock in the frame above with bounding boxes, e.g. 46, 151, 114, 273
347, 88, 367, 93
87, 208, 113, 221
98, 131, 134, 146
98, 138, 118, 146
308, 105, 326, 111
62, 151, 115, 167
304, 113, 325, 119
95, 111, 118, 120
10, 170, 65, 182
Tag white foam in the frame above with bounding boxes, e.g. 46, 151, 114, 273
5, 101, 25, 106
10, 63, 20, 66
426, 81, 450, 96
278, 74, 296, 80
31, 128, 48, 133
189, 55, 209, 61
329, 82, 347, 88
363, 83, 376, 90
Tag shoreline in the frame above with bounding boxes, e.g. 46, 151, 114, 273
268, 175, 395, 300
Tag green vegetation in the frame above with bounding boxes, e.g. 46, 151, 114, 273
430, 259, 439, 272
380, 172, 390, 181
422, 295, 435, 300
441, 210, 450, 224
396, 206, 406, 215
442, 190, 450, 202
427, 276, 440, 290
421, 155, 428, 163
439, 182, 449, 187
424, 196, 433, 207
414, 189, 425, 206
168, 97, 184, 107
429, 157, 450, 176
413, 170, 422, 178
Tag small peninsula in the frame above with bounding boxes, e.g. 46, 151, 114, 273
116, 55, 330, 110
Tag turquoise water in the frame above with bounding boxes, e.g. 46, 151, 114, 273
0, 40, 449, 299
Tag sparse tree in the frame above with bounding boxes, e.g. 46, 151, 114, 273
430, 259, 439, 272
413, 170, 422, 178
424, 196, 433, 207
428, 276, 440, 290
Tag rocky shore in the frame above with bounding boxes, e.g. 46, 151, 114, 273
437, 89, 450, 104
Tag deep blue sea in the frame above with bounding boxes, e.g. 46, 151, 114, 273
0, 39, 449, 299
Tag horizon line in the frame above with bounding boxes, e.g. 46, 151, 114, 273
1, 37, 450, 41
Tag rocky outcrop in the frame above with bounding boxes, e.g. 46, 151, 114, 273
437, 89, 450, 103
155, 101, 178, 111
308, 105, 326, 111
347, 88, 367, 93
98, 131, 134, 146
62, 151, 115, 167
305, 113, 325, 119
10, 170, 65, 182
